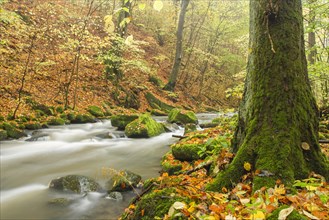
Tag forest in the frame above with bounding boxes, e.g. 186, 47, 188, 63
0, 0, 328, 219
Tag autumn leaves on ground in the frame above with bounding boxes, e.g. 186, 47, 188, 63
121, 116, 329, 219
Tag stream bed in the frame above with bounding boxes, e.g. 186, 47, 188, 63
0, 114, 219, 219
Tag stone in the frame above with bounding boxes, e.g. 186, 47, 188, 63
167, 108, 198, 125
111, 114, 139, 130
107, 170, 141, 192
125, 114, 165, 138
49, 175, 102, 194
106, 191, 123, 201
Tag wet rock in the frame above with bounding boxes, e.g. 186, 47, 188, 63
111, 114, 139, 130
125, 114, 165, 138
106, 191, 123, 201
161, 122, 180, 132
184, 123, 197, 135
70, 114, 96, 124
0, 129, 8, 140
87, 105, 104, 118
107, 170, 141, 192
167, 108, 198, 125
49, 175, 102, 194
1, 122, 27, 139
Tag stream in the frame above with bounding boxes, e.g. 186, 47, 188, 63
0, 113, 220, 220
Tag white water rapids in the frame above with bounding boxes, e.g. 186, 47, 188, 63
0, 114, 219, 219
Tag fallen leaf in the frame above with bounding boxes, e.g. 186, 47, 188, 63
302, 210, 320, 220
278, 206, 294, 220
225, 214, 237, 220
244, 162, 251, 171
249, 210, 265, 220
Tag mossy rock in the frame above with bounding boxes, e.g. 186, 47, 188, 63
47, 117, 65, 126
172, 143, 202, 161
161, 152, 183, 175
125, 114, 165, 138
111, 114, 139, 130
267, 205, 307, 220
107, 170, 141, 192
25, 122, 42, 130
49, 175, 102, 194
122, 187, 190, 219
87, 105, 104, 117
2, 122, 27, 139
168, 108, 198, 125
150, 108, 167, 116
0, 129, 8, 140
0, 115, 5, 121
145, 92, 175, 113
70, 114, 95, 124
55, 106, 64, 114
184, 123, 197, 134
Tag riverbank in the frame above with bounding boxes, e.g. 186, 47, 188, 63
120, 115, 329, 220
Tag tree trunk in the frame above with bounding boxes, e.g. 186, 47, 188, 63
208, 0, 329, 191
164, 0, 190, 91
307, 0, 317, 65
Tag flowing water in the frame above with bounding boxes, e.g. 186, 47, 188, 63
0, 114, 220, 220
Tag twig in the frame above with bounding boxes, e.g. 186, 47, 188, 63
319, 139, 329, 143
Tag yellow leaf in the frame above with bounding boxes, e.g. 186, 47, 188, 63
249, 210, 265, 220
153, 0, 164, 12
128, 204, 136, 210
244, 162, 251, 171
278, 206, 294, 220
188, 202, 196, 213
306, 185, 317, 191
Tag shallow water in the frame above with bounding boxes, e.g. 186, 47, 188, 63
0, 114, 220, 219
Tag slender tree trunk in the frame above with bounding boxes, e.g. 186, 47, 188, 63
13, 34, 36, 119
307, 0, 317, 64
208, 0, 329, 191
164, 0, 190, 91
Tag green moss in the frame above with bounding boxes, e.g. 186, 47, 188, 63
145, 92, 175, 113
161, 153, 183, 175
267, 205, 307, 220
87, 105, 104, 117
71, 114, 95, 124
168, 108, 198, 125
123, 188, 190, 219
0, 129, 8, 140
125, 114, 165, 138
55, 106, 64, 114
107, 170, 141, 192
111, 114, 139, 130
49, 175, 101, 194
2, 122, 26, 139
150, 108, 167, 116
25, 122, 42, 130
47, 117, 65, 126
172, 143, 202, 161
0, 115, 4, 121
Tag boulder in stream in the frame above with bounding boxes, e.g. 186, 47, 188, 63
111, 114, 139, 130
107, 170, 141, 192
1, 122, 27, 139
49, 175, 102, 194
106, 191, 123, 201
125, 114, 165, 138
167, 108, 198, 125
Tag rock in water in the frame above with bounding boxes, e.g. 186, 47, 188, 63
106, 191, 123, 201
49, 175, 102, 194
107, 170, 141, 192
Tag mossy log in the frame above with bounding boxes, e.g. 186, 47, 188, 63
208, 0, 329, 191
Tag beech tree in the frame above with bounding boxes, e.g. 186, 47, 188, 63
164, 0, 190, 91
208, 0, 329, 190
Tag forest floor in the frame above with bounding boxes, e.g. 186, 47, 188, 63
121, 117, 329, 220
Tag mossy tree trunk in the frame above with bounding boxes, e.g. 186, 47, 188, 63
208, 0, 329, 191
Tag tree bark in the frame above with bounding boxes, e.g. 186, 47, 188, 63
208, 0, 329, 191
164, 0, 190, 91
